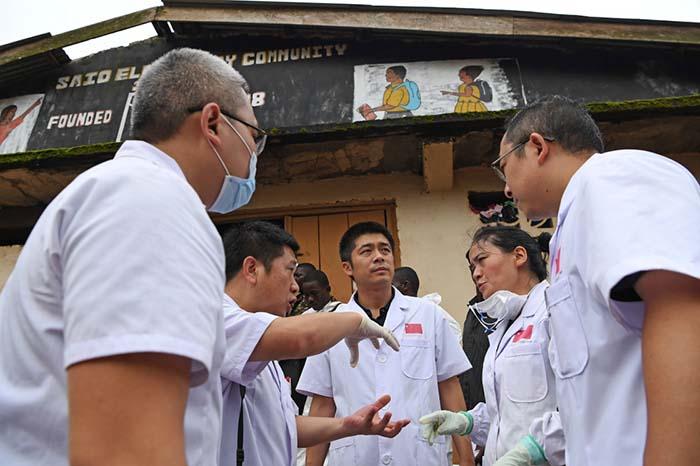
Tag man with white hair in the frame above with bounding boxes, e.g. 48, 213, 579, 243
0, 48, 260, 466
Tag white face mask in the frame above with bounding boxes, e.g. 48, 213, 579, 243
468, 290, 527, 332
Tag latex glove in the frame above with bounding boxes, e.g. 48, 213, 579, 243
418, 410, 472, 445
344, 314, 400, 367
492, 435, 547, 466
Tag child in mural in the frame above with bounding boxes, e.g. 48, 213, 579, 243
0, 98, 42, 146
357, 65, 421, 120
441, 65, 492, 113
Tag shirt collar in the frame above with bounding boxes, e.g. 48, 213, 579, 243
320, 298, 341, 312
557, 152, 601, 223
522, 280, 548, 318
114, 140, 187, 182
222, 293, 240, 310
353, 288, 396, 324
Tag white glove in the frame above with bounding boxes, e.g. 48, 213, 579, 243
418, 410, 472, 445
344, 314, 400, 367
493, 435, 547, 466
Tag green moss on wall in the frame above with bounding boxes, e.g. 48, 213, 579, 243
1, 94, 698, 170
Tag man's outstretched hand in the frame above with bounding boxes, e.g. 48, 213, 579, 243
341, 394, 410, 438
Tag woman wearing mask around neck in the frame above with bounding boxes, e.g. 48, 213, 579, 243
420, 226, 564, 466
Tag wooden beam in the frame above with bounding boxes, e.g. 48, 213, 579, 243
514, 17, 700, 44
423, 141, 454, 192
4, 4, 699, 67
158, 6, 700, 45
157, 5, 514, 36
0, 8, 159, 66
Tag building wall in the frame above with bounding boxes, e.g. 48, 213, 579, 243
0, 168, 540, 326
243, 167, 530, 325
0, 245, 22, 289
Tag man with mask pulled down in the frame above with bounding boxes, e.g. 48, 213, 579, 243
0, 48, 260, 466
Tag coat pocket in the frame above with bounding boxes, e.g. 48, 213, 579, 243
545, 278, 589, 379
503, 342, 548, 403
400, 338, 434, 380
328, 436, 354, 466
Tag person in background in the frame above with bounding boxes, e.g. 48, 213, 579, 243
291, 263, 317, 316
420, 226, 564, 466
494, 95, 700, 465
299, 222, 475, 466
283, 261, 319, 413
219, 221, 408, 466
302, 270, 344, 314
297, 268, 344, 466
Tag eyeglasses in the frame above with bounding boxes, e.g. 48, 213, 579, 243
188, 106, 267, 155
491, 136, 555, 182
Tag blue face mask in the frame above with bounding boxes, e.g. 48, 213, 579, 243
207, 118, 258, 214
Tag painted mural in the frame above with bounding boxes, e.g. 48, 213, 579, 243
353, 59, 522, 122
0, 94, 44, 154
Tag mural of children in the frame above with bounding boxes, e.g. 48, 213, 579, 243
441, 66, 491, 113
0, 97, 42, 146
357, 65, 421, 120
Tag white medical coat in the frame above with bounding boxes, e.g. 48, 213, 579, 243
0, 141, 226, 466
219, 295, 299, 466
298, 289, 472, 466
545, 150, 700, 466
469, 281, 564, 466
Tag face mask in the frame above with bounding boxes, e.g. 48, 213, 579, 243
207, 118, 257, 214
468, 290, 527, 333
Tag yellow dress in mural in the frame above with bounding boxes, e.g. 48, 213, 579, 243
454, 84, 487, 113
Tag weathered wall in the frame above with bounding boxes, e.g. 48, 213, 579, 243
242, 167, 551, 324
0, 245, 21, 289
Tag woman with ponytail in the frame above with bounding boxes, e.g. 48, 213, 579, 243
420, 226, 564, 466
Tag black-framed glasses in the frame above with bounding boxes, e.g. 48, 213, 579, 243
490, 136, 555, 182
188, 106, 267, 155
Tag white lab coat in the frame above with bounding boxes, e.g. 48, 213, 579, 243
298, 289, 471, 466
469, 281, 564, 466
0, 141, 226, 466
219, 296, 299, 466
422, 292, 463, 346
545, 150, 700, 466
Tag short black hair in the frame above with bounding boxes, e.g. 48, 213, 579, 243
339, 222, 395, 263
222, 221, 299, 282
459, 65, 483, 80
297, 263, 316, 273
387, 65, 407, 79
468, 226, 550, 282
394, 266, 420, 294
504, 95, 604, 155
304, 269, 330, 289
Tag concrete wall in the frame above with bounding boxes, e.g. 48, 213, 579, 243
243, 167, 548, 324
0, 245, 21, 289
0, 168, 539, 326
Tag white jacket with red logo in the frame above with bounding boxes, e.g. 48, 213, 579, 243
469, 280, 565, 466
